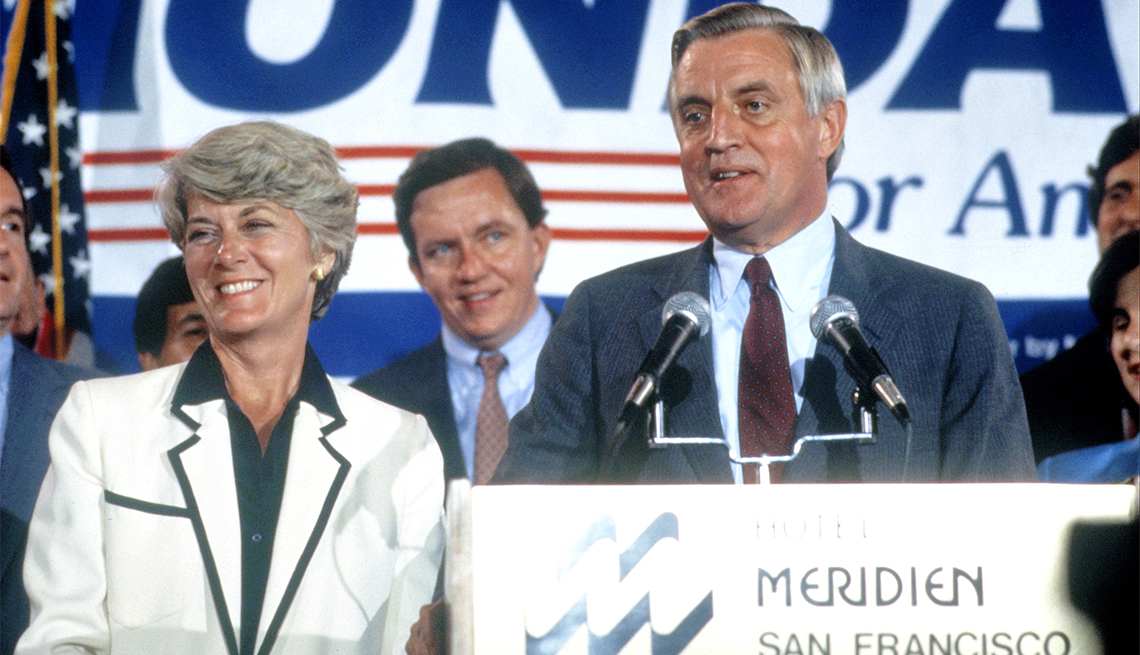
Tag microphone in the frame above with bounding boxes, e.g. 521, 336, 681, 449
614, 292, 711, 436
809, 295, 911, 425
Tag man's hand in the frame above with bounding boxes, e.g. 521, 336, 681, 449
405, 598, 448, 655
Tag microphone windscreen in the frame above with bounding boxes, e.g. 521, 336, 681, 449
809, 295, 860, 339
662, 291, 712, 338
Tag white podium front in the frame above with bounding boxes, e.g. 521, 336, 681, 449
444, 482, 1135, 655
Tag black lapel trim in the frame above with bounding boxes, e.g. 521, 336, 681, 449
256, 435, 351, 655
171, 404, 201, 432
319, 412, 346, 438
168, 435, 240, 655
104, 490, 190, 518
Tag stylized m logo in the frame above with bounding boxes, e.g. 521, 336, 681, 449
524, 513, 713, 655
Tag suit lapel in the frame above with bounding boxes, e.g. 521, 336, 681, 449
421, 340, 465, 480
647, 239, 730, 482
168, 399, 242, 655
793, 222, 906, 480
256, 402, 349, 655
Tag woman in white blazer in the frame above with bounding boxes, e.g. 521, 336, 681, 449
17, 122, 445, 655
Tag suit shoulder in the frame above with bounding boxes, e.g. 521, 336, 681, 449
849, 239, 996, 311
67, 365, 181, 400
14, 343, 104, 384
351, 341, 442, 399
579, 245, 702, 289
331, 378, 438, 452
866, 242, 983, 289
335, 376, 425, 421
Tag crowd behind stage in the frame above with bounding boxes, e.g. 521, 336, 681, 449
0, 4, 1136, 655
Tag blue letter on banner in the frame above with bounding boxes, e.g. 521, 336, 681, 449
417, 0, 650, 108
889, 0, 1127, 112
164, 0, 411, 111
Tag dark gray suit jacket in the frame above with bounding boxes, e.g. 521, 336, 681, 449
1, 342, 98, 655
494, 222, 1036, 484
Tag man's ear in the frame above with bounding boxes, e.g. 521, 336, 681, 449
818, 97, 847, 160
531, 222, 553, 277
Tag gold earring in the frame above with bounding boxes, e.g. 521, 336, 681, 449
312, 267, 325, 281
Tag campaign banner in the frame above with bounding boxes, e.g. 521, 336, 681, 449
8, 0, 1137, 377
450, 482, 1136, 655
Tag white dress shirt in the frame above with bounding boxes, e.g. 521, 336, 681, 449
708, 212, 836, 482
442, 303, 553, 478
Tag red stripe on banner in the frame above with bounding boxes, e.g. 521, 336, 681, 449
84, 146, 679, 167
84, 149, 177, 165
356, 184, 397, 196
88, 227, 170, 242
85, 186, 692, 205
513, 149, 679, 166
85, 189, 154, 203
334, 146, 426, 159
87, 224, 707, 243
542, 190, 690, 204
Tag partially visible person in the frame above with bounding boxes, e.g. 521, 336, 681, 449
10, 265, 45, 352
1098, 233, 1140, 427
10, 262, 96, 368
132, 255, 207, 370
493, 3, 1034, 486
1022, 115, 1139, 465
1038, 232, 1139, 482
16, 122, 444, 655
353, 138, 553, 486
0, 145, 100, 655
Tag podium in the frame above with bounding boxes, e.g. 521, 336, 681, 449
444, 482, 1136, 655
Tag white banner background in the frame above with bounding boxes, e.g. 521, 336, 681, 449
61, 0, 1140, 376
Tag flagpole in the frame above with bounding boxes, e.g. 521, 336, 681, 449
43, 0, 66, 358
0, 0, 31, 137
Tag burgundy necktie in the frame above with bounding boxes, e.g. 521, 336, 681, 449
738, 257, 796, 483
473, 353, 509, 485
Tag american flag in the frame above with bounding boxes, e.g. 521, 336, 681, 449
1, 0, 91, 357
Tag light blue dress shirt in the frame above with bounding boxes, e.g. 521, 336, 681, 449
708, 212, 836, 482
442, 304, 553, 479
0, 332, 14, 502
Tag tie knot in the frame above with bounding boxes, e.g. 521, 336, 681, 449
744, 257, 773, 292
479, 352, 507, 379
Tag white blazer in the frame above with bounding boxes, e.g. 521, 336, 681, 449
16, 362, 445, 655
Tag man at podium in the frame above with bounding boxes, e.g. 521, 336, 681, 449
493, 3, 1035, 485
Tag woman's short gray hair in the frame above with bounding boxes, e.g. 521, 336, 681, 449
670, 3, 847, 180
155, 121, 358, 320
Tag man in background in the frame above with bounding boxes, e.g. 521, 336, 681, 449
0, 145, 99, 655
353, 138, 553, 485
132, 255, 207, 370
1021, 114, 1139, 465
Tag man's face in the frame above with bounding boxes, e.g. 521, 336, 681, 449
1110, 267, 1139, 405
138, 300, 208, 371
0, 170, 30, 334
670, 29, 844, 254
409, 168, 551, 352
1097, 150, 1139, 254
